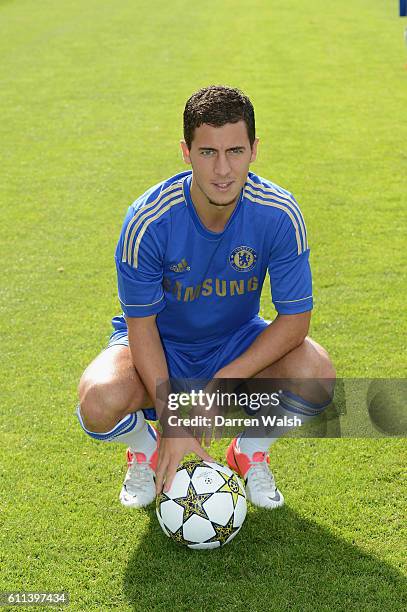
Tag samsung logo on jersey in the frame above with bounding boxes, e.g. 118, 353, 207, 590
163, 276, 259, 302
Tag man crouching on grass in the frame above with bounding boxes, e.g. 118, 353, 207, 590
77, 85, 335, 509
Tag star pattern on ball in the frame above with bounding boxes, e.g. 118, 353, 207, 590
169, 525, 195, 546
204, 515, 240, 546
216, 471, 245, 509
173, 481, 212, 522
156, 490, 171, 507
181, 459, 203, 477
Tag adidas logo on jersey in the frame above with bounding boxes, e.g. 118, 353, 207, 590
169, 259, 191, 273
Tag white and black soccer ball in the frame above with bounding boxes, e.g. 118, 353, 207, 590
156, 460, 247, 549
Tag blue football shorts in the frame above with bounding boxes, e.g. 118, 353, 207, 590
106, 315, 270, 420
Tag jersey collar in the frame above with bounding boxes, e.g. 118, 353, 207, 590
182, 174, 244, 240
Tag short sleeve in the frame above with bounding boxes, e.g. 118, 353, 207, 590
115, 206, 166, 317
268, 205, 313, 315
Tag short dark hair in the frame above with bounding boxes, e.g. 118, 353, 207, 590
183, 85, 255, 149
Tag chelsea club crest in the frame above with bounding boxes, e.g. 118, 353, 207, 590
229, 246, 258, 272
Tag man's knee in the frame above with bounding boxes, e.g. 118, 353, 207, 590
77, 345, 150, 431
310, 338, 336, 379
297, 338, 336, 380
79, 378, 120, 425
268, 338, 336, 405
78, 373, 146, 431
294, 338, 336, 405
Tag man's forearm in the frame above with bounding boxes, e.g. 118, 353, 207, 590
126, 315, 170, 417
126, 316, 213, 492
215, 312, 311, 379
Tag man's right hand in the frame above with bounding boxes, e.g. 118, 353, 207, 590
155, 435, 214, 495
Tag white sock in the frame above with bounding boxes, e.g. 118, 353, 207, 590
118, 417, 158, 458
77, 406, 158, 459
238, 434, 276, 456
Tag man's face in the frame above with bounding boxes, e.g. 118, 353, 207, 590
180, 121, 258, 208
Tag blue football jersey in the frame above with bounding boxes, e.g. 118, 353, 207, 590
113, 170, 312, 346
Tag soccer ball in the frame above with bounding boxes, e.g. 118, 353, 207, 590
156, 459, 247, 549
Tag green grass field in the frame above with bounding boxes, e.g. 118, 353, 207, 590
1, 0, 406, 610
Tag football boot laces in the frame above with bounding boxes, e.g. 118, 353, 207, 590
247, 455, 277, 493
125, 452, 154, 493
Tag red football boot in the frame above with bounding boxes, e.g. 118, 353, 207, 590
226, 436, 284, 509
